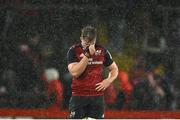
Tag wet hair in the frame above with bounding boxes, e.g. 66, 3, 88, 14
81, 25, 97, 42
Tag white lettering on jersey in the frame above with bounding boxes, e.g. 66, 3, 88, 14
88, 61, 103, 65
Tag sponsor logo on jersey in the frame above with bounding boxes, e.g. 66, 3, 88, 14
88, 61, 103, 65
95, 50, 102, 56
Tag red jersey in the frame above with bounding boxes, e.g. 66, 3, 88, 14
47, 80, 63, 109
67, 44, 113, 96
118, 70, 133, 95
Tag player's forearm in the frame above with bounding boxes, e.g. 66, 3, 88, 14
107, 64, 118, 83
107, 70, 118, 83
70, 56, 89, 78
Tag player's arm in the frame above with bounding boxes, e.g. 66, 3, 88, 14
67, 44, 95, 78
68, 56, 89, 78
96, 50, 118, 91
106, 61, 118, 83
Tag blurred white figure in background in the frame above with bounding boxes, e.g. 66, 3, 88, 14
43, 68, 63, 110
45, 68, 59, 82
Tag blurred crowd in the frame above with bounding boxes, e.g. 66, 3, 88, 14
0, 32, 64, 109
0, 31, 175, 111
104, 53, 175, 111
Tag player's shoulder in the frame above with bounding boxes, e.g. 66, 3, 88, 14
95, 44, 108, 52
69, 43, 81, 50
95, 44, 105, 49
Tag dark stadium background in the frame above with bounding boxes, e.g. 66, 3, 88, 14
0, 0, 180, 118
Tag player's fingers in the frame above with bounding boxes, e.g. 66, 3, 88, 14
103, 87, 107, 91
95, 85, 104, 91
95, 85, 101, 90
89, 44, 95, 52
91, 44, 95, 48
89, 44, 94, 49
90, 43, 95, 47
96, 86, 103, 91
95, 83, 101, 86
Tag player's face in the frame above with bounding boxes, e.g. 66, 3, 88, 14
81, 37, 96, 48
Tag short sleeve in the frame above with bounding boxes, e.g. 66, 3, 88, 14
67, 47, 78, 64
103, 49, 113, 67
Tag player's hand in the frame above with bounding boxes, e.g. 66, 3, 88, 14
95, 79, 111, 91
88, 44, 95, 56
